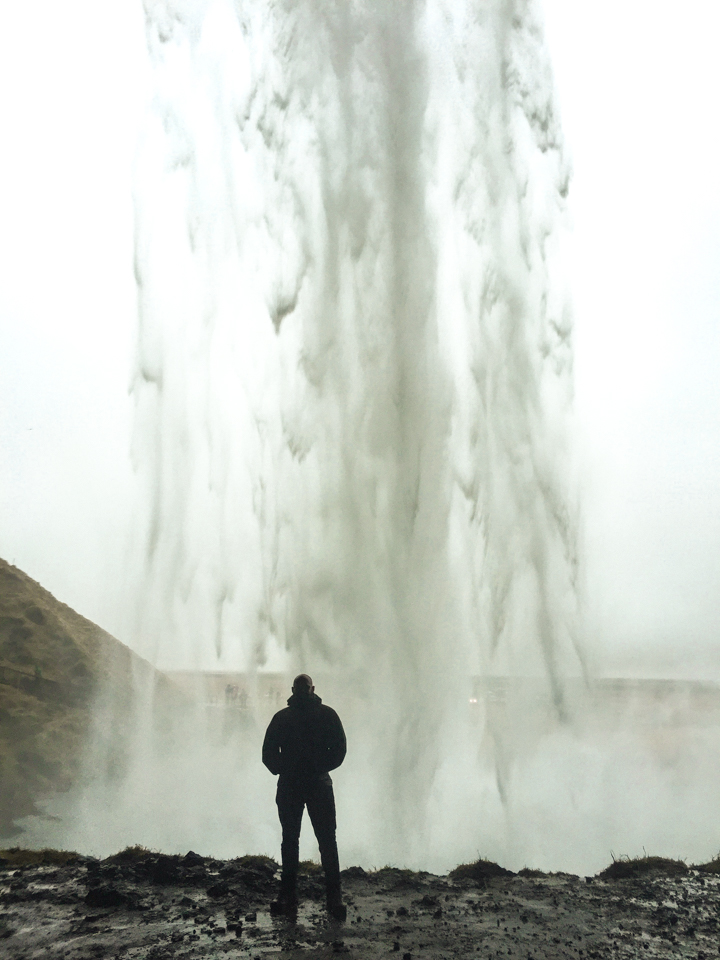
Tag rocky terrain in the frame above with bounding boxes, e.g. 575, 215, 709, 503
0, 559, 175, 837
1, 848, 719, 959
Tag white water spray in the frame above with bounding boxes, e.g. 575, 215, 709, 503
126, 0, 581, 866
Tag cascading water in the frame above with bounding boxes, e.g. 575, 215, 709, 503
126, 0, 582, 867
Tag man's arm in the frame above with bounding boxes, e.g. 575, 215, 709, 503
324, 708, 347, 772
262, 714, 283, 775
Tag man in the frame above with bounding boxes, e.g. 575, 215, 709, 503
262, 674, 347, 920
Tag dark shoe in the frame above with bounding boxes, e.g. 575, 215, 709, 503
326, 897, 346, 921
270, 893, 298, 918
324, 862, 345, 921
272, 861, 298, 919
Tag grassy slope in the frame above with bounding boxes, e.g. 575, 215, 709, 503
0, 558, 162, 836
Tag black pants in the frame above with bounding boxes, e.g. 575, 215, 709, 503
276, 778, 340, 894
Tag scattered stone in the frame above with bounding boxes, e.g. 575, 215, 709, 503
2, 849, 720, 960
183, 851, 205, 866
418, 895, 439, 907
207, 882, 230, 898
150, 855, 181, 885
84, 885, 127, 908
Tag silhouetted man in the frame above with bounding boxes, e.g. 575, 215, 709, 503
262, 674, 347, 920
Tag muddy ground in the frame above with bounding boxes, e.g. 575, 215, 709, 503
1, 849, 718, 959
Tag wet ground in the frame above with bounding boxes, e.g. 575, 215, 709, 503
1, 850, 718, 959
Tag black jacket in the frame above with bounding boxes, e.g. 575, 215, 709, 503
262, 692, 346, 784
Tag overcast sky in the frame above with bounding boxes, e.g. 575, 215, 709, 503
0, 0, 718, 678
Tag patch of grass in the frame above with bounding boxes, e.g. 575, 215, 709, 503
517, 867, 547, 878
298, 860, 323, 876
695, 855, 720, 874
234, 854, 278, 873
0, 847, 80, 867
104, 845, 154, 864
598, 855, 688, 880
371, 866, 426, 889
450, 858, 514, 882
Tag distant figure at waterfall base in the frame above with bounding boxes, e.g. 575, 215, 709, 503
262, 674, 347, 920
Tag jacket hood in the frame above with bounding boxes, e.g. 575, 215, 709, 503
287, 691, 323, 709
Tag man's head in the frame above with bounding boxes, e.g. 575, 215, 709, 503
292, 673, 314, 696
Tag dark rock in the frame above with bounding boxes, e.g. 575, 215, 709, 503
85, 885, 127, 908
418, 895, 439, 907
150, 855, 181, 885
238, 868, 274, 893
207, 882, 230, 898
146, 946, 173, 960
183, 850, 205, 866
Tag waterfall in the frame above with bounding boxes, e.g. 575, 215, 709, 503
128, 0, 581, 866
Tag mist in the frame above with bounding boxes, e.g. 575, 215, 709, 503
6, 0, 720, 875
121, 0, 578, 862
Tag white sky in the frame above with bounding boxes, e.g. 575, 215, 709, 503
0, 1, 718, 677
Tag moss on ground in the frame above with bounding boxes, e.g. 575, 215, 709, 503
598, 856, 688, 880
234, 854, 278, 873
361, 866, 428, 889
0, 847, 81, 867
450, 858, 514, 882
104, 845, 155, 864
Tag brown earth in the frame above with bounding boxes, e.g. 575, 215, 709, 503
0, 559, 171, 838
1, 849, 720, 959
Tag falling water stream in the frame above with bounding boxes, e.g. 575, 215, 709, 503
127, 0, 580, 866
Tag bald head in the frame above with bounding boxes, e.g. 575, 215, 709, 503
292, 674, 314, 696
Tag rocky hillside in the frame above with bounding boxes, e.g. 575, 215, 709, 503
0, 559, 165, 837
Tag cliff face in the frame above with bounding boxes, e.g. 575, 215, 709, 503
0, 559, 159, 837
